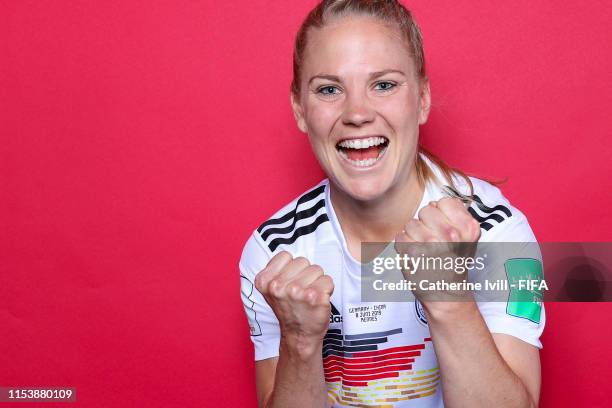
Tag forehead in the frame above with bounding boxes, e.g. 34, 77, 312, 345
302, 15, 415, 78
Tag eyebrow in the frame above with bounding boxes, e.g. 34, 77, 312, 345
308, 69, 406, 85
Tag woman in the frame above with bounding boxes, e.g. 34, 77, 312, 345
240, 1, 544, 407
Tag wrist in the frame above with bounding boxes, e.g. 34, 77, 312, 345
280, 330, 324, 361
421, 296, 478, 323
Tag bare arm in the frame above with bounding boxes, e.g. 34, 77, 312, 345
397, 198, 541, 407
423, 301, 540, 408
256, 336, 327, 408
254, 251, 333, 408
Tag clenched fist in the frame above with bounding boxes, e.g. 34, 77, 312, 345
395, 197, 481, 302
398, 197, 480, 243
255, 251, 335, 345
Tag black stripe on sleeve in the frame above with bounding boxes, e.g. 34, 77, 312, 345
471, 194, 512, 217
260, 198, 326, 241
267, 213, 329, 252
257, 185, 326, 233
467, 207, 506, 224
480, 221, 494, 231
443, 185, 512, 218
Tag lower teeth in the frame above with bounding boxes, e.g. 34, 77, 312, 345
338, 146, 387, 167
353, 158, 376, 167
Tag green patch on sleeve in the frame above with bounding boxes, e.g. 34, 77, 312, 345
504, 258, 544, 324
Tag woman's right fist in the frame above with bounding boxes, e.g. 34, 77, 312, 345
255, 251, 335, 342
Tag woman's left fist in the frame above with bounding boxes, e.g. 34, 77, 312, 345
397, 197, 481, 244
394, 197, 482, 303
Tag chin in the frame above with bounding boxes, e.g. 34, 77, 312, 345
337, 176, 391, 203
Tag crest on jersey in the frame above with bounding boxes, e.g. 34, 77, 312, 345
415, 299, 428, 325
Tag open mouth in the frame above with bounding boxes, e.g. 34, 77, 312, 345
336, 136, 389, 168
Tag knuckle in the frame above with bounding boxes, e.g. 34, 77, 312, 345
267, 251, 291, 270
268, 279, 283, 297
440, 197, 462, 213
446, 227, 460, 241
286, 282, 303, 299
307, 264, 324, 276
292, 256, 310, 269
304, 288, 318, 304
451, 197, 463, 206
277, 250, 293, 262
318, 275, 335, 293
321, 275, 334, 286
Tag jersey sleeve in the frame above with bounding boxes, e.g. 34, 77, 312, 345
239, 232, 281, 361
476, 212, 546, 349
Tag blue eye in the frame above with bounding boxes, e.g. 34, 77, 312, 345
374, 81, 396, 91
317, 86, 341, 96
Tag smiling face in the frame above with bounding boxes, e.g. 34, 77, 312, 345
292, 15, 431, 202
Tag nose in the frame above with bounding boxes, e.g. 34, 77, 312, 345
341, 92, 375, 127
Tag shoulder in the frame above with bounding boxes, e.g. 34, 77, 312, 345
240, 180, 332, 272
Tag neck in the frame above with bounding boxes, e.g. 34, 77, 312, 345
330, 168, 425, 258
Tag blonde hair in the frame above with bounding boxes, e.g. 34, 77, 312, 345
291, 0, 426, 96
291, 0, 476, 193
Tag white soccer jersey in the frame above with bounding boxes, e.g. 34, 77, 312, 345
239, 154, 545, 407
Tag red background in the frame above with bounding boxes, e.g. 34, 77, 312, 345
1, 1, 611, 406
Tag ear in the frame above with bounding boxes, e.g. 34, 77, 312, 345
290, 93, 308, 133
417, 78, 431, 125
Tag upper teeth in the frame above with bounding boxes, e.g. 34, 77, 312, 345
338, 137, 386, 149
